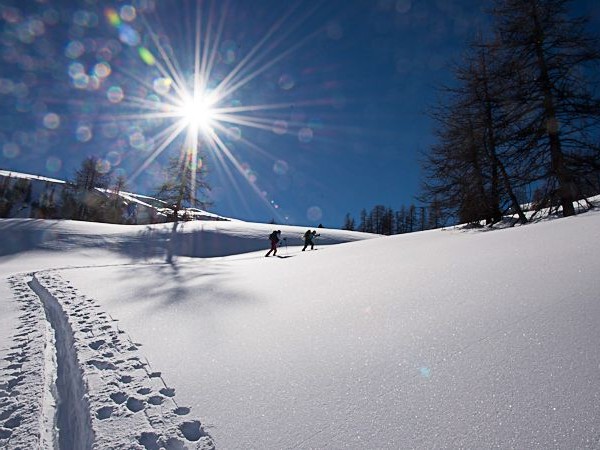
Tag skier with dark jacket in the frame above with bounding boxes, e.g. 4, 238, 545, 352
265, 230, 281, 257
302, 229, 315, 251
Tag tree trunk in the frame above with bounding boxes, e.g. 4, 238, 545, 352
530, 0, 576, 216
480, 48, 528, 224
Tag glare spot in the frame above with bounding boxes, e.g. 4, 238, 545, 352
2, 142, 20, 158
0, 79, 14, 94
17, 25, 35, 44
272, 120, 287, 135
298, 127, 314, 143
106, 150, 122, 166
107, 86, 124, 103
65, 40, 85, 59
120, 5, 137, 22
72, 73, 90, 90
138, 47, 156, 65
97, 47, 112, 61
119, 24, 140, 46
94, 62, 111, 78
68, 62, 85, 78
278, 74, 295, 90
129, 130, 146, 149
146, 93, 160, 105
153, 77, 172, 96
76, 125, 92, 142
105, 8, 121, 28
2, 7, 21, 24
96, 159, 111, 174
28, 19, 45, 37
396, 0, 412, 13
225, 127, 241, 141
43, 113, 60, 130
46, 156, 62, 173
273, 160, 289, 175
307, 206, 322, 221
220, 40, 237, 64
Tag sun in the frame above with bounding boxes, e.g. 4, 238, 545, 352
179, 92, 217, 133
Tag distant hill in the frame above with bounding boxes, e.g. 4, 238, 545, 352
0, 169, 227, 224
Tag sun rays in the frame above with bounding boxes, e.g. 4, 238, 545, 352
102, 0, 329, 216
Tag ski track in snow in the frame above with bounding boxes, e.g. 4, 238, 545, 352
0, 271, 214, 450
0, 274, 56, 449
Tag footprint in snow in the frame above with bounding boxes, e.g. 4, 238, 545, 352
4, 415, 22, 428
126, 397, 144, 413
137, 431, 160, 450
96, 406, 113, 420
159, 387, 175, 397
119, 375, 132, 384
88, 360, 117, 371
179, 420, 205, 441
174, 407, 190, 416
148, 395, 163, 406
0, 405, 17, 421
110, 392, 128, 405
88, 340, 105, 350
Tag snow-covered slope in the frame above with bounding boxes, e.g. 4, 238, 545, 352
1, 211, 599, 448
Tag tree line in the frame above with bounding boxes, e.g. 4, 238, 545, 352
342, 203, 443, 235
420, 0, 600, 226
0, 153, 210, 223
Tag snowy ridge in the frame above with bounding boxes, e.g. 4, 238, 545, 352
0, 218, 377, 258
31, 271, 215, 450
0, 274, 57, 449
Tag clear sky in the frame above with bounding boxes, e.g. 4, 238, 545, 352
1, 0, 598, 227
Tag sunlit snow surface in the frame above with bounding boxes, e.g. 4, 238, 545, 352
1, 213, 600, 448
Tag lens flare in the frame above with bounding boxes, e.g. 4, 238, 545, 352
179, 93, 217, 133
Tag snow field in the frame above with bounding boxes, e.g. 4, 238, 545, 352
1, 210, 600, 448
62, 211, 600, 448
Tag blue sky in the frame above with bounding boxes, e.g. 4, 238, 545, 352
1, 0, 598, 227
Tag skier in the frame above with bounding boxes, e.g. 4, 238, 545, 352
265, 230, 281, 257
312, 230, 320, 247
302, 229, 315, 251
